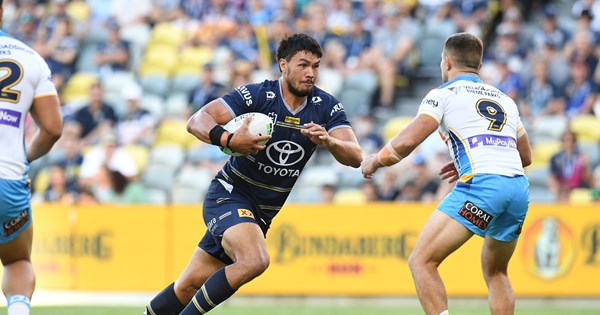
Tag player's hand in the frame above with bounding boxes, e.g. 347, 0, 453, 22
301, 122, 333, 147
361, 154, 380, 179
229, 117, 271, 155
439, 161, 459, 183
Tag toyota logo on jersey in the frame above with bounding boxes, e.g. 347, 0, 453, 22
266, 140, 305, 166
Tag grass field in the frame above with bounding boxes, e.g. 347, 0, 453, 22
13, 304, 600, 315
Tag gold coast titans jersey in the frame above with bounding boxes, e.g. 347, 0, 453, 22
418, 74, 526, 179
0, 30, 58, 180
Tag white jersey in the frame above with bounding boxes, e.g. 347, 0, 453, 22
0, 31, 58, 180
418, 74, 526, 178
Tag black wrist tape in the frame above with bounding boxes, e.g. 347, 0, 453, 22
209, 125, 227, 146
226, 133, 234, 149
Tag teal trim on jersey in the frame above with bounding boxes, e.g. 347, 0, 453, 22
448, 130, 472, 176
0, 30, 11, 38
437, 74, 483, 90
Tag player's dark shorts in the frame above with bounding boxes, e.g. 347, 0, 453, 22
0, 179, 32, 243
199, 177, 269, 265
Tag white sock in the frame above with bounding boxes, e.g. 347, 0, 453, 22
7, 295, 30, 315
439, 310, 449, 315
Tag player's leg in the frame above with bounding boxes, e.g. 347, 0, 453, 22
180, 222, 268, 314
408, 210, 473, 315
481, 237, 518, 315
144, 246, 225, 315
0, 224, 34, 315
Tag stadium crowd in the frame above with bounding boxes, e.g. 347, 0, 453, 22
2, 0, 600, 205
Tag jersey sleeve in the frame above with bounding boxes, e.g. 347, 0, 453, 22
516, 117, 526, 138
417, 89, 444, 123
325, 97, 352, 133
34, 55, 58, 98
219, 84, 261, 117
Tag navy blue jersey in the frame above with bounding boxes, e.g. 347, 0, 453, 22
217, 78, 351, 218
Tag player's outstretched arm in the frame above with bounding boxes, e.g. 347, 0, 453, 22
187, 99, 233, 146
27, 95, 63, 162
517, 131, 532, 167
362, 114, 439, 178
301, 122, 362, 168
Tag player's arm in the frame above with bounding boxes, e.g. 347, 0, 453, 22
186, 99, 270, 155
361, 114, 439, 178
301, 123, 362, 168
517, 130, 532, 167
27, 95, 63, 162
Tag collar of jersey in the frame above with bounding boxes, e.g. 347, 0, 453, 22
437, 74, 482, 89
0, 30, 11, 38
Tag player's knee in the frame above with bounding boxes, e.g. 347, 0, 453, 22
239, 253, 270, 278
174, 280, 197, 302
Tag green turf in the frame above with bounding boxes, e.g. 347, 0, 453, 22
18, 305, 600, 315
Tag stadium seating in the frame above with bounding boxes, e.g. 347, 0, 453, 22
148, 22, 186, 48
170, 185, 202, 204
569, 188, 593, 204
122, 144, 150, 172
382, 116, 413, 142
148, 144, 185, 171
333, 189, 367, 205
142, 163, 176, 192
153, 119, 197, 148
530, 141, 561, 169
139, 93, 165, 117
62, 72, 99, 104
164, 92, 190, 118
570, 115, 600, 143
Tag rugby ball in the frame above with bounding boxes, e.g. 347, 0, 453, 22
221, 112, 274, 156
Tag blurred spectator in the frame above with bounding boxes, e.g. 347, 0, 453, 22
11, 11, 39, 48
411, 154, 440, 202
555, 57, 597, 118
352, 113, 384, 156
548, 130, 592, 203
564, 30, 598, 83
41, 164, 78, 204
188, 63, 225, 114
72, 82, 118, 145
43, 17, 79, 83
339, 14, 372, 65
360, 181, 379, 202
53, 127, 85, 189
493, 57, 523, 102
326, 0, 353, 36
225, 18, 260, 66
378, 169, 400, 201
116, 82, 157, 146
246, 0, 272, 26
369, 2, 419, 109
95, 20, 131, 78
530, 4, 570, 53
302, 2, 337, 47
79, 131, 139, 188
521, 60, 561, 118
92, 166, 148, 204
229, 60, 253, 89
150, 0, 184, 25
572, 0, 600, 33
320, 184, 337, 204
572, 9, 599, 44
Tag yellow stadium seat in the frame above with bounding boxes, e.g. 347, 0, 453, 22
569, 188, 593, 205
62, 72, 99, 104
122, 144, 150, 172
66, 0, 90, 22
149, 22, 186, 47
33, 168, 49, 196
531, 141, 561, 168
570, 115, 600, 143
333, 189, 367, 205
138, 63, 171, 77
382, 116, 413, 141
178, 46, 214, 69
154, 119, 198, 148
142, 44, 178, 72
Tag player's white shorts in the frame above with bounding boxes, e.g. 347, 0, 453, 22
0, 179, 32, 243
438, 174, 529, 242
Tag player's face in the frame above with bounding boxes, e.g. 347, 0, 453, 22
283, 51, 320, 97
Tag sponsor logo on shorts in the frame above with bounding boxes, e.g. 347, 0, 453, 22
458, 201, 493, 230
238, 209, 255, 219
285, 116, 300, 125
0, 108, 21, 127
3, 208, 29, 237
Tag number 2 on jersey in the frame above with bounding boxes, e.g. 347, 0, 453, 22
0, 60, 23, 103
476, 99, 506, 131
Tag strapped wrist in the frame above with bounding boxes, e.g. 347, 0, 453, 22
377, 142, 404, 167
209, 125, 227, 146
226, 132, 234, 149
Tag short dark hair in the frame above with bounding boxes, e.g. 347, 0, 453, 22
276, 33, 323, 72
443, 32, 483, 71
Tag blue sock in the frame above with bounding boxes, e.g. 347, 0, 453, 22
180, 268, 236, 314
145, 283, 185, 315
